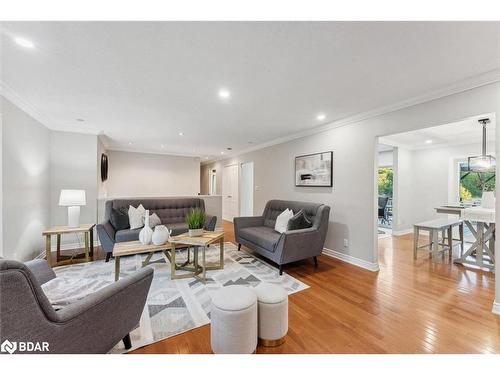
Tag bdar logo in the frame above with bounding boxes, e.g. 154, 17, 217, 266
1, 339, 17, 354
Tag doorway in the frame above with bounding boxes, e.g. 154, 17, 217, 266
222, 164, 239, 222
240, 162, 254, 217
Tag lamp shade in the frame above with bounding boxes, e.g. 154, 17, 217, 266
59, 189, 86, 206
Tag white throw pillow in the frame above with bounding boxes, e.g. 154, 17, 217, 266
128, 204, 146, 229
149, 213, 161, 228
274, 208, 294, 234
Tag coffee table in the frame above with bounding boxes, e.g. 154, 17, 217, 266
169, 230, 225, 283
112, 230, 225, 283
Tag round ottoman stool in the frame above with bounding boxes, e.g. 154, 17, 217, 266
210, 285, 258, 354
254, 283, 288, 347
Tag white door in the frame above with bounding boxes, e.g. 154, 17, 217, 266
222, 164, 239, 222
240, 162, 254, 217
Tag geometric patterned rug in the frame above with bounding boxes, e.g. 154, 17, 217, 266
43, 242, 309, 353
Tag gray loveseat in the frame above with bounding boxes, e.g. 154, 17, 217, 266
97, 197, 217, 262
0, 258, 153, 353
234, 200, 330, 274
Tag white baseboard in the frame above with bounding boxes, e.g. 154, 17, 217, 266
322, 247, 380, 272
492, 300, 500, 315
392, 228, 413, 236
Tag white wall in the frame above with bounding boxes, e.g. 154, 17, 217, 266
392, 141, 496, 233
203, 82, 500, 269
378, 150, 393, 167
50, 131, 99, 246
1, 97, 51, 261
105, 150, 201, 198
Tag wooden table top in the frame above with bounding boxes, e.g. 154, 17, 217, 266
169, 230, 224, 247
43, 223, 95, 235
113, 231, 224, 257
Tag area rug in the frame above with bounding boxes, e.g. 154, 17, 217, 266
45, 242, 309, 353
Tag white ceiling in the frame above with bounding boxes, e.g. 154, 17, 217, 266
1, 22, 500, 160
379, 114, 496, 150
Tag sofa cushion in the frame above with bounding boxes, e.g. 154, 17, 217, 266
239, 226, 281, 252
109, 206, 130, 231
263, 200, 322, 228
115, 228, 142, 243
287, 209, 313, 231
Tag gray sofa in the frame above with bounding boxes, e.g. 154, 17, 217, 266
234, 200, 330, 274
0, 258, 153, 354
97, 197, 217, 261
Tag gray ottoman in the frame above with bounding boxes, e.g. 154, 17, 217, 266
210, 285, 258, 354
254, 283, 288, 346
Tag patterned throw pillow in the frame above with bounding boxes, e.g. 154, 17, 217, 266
149, 213, 162, 228
128, 204, 146, 229
109, 206, 130, 231
287, 209, 313, 231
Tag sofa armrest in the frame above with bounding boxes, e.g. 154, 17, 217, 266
275, 227, 324, 264
55, 267, 153, 324
96, 221, 116, 253
204, 215, 217, 231
24, 259, 56, 285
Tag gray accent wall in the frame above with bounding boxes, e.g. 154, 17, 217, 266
1, 97, 51, 261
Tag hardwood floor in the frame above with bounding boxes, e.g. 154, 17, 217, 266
124, 221, 500, 354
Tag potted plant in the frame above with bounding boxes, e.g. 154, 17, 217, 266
186, 208, 206, 237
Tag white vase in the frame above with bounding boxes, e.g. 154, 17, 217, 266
152, 225, 171, 245
139, 210, 153, 245
188, 228, 204, 237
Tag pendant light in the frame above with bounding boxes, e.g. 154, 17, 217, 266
468, 118, 496, 173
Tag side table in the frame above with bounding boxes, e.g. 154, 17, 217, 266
42, 224, 96, 267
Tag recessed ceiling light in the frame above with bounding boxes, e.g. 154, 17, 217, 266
226, 147, 232, 151
76, 118, 85, 122
316, 113, 326, 121
220, 151, 224, 155
128, 142, 133, 145
14, 36, 35, 49
178, 132, 184, 136
161, 144, 165, 149
425, 139, 433, 144
218, 88, 231, 100
205, 156, 209, 160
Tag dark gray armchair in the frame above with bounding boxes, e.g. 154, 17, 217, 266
234, 200, 330, 274
97, 197, 217, 262
0, 258, 153, 354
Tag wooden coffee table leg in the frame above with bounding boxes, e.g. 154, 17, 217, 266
115, 256, 120, 281
219, 236, 224, 269
170, 243, 177, 279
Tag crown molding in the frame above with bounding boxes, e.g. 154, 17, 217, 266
0, 80, 101, 135
106, 146, 202, 160
227, 69, 500, 159
3, 68, 500, 157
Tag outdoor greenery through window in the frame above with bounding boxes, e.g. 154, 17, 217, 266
459, 162, 495, 201
378, 167, 393, 197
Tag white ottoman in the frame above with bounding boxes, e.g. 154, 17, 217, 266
210, 285, 258, 354
254, 283, 288, 347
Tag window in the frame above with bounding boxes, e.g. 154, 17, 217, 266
459, 162, 495, 201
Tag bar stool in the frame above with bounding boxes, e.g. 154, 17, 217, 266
413, 218, 464, 260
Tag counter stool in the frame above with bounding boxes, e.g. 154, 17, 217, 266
210, 285, 258, 354
254, 283, 288, 347
413, 218, 464, 260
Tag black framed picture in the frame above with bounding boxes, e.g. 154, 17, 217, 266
100, 153, 108, 182
295, 151, 333, 187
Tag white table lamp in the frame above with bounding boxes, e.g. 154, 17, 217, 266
59, 189, 86, 227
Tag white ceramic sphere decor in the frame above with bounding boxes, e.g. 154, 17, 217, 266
139, 210, 153, 245
152, 225, 171, 245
